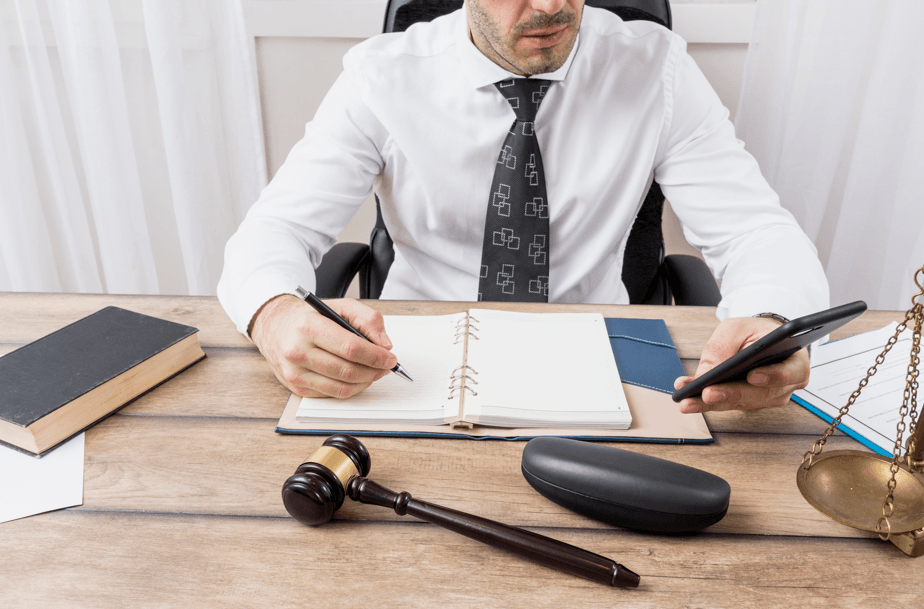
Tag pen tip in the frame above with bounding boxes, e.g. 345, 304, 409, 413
393, 364, 413, 382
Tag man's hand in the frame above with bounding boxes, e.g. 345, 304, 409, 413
250, 295, 398, 398
673, 317, 810, 414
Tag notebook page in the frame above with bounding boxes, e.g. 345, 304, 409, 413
462, 309, 631, 428
296, 313, 466, 425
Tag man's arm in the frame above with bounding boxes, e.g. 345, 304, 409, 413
217, 67, 388, 337
651, 38, 827, 412
218, 66, 392, 396
653, 45, 829, 325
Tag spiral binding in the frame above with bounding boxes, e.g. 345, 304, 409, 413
453, 316, 480, 345
451, 364, 478, 377
449, 315, 481, 398
448, 365, 479, 399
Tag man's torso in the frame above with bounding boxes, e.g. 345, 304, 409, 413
330, 7, 682, 303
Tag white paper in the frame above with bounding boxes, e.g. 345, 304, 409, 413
464, 309, 632, 428
0, 433, 85, 524
795, 323, 915, 455
297, 314, 467, 424
295, 310, 632, 429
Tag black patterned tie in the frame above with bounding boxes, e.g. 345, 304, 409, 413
478, 78, 551, 302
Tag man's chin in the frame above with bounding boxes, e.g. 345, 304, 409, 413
514, 51, 570, 76
511, 34, 576, 75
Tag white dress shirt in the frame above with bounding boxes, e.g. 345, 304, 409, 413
218, 7, 829, 337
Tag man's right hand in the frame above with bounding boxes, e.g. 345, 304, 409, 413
249, 295, 398, 398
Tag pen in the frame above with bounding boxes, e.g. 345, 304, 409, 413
295, 286, 413, 382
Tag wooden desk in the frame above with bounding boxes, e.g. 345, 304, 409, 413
1, 293, 921, 607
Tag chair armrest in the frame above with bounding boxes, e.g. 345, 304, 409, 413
661, 255, 721, 307
314, 242, 371, 299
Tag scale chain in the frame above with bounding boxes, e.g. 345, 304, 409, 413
877, 301, 922, 540
798, 265, 924, 546
800, 311, 913, 469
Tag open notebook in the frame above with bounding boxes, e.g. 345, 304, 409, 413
276, 313, 713, 443
294, 309, 631, 429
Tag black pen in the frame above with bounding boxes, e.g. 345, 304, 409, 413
295, 286, 413, 382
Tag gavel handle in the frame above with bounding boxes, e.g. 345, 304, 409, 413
347, 477, 639, 588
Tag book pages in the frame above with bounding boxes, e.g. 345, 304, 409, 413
461, 309, 631, 429
296, 313, 466, 425
295, 310, 632, 430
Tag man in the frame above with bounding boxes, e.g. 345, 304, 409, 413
218, 0, 829, 414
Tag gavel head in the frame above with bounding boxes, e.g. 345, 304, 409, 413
281, 434, 371, 526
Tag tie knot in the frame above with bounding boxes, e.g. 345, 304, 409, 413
495, 78, 551, 123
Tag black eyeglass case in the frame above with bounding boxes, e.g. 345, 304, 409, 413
521, 437, 731, 533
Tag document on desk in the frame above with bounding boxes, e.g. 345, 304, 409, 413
295, 310, 632, 429
278, 315, 713, 444
793, 322, 914, 456
0, 433, 84, 524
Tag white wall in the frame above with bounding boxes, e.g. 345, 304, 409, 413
245, 0, 756, 292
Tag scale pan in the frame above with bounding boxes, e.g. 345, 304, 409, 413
797, 450, 924, 534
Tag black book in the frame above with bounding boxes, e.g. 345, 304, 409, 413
0, 306, 206, 457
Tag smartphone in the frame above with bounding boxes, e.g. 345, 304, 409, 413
671, 300, 868, 402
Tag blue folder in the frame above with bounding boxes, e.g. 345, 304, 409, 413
605, 317, 687, 395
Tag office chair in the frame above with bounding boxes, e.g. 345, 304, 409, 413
315, 0, 721, 306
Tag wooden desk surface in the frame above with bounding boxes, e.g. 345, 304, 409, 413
1, 293, 921, 607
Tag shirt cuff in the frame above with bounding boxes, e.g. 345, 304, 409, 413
220, 272, 316, 340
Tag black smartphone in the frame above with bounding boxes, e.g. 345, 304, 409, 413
671, 300, 868, 402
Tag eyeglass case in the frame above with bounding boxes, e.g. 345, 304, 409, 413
521, 437, 730, 533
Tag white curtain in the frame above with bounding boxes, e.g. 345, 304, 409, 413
0, 0, 265, 295
735, 0, 924, 311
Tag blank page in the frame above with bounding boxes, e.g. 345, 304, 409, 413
462, 309, 631, 428
295, 313, 466, 425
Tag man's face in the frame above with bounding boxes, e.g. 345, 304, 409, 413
467, 0, 584, 76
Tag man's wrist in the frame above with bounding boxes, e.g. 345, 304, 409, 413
753, 312, 813, 356
248, 294, 299, 342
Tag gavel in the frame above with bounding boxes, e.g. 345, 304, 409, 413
281, 435, 640, 588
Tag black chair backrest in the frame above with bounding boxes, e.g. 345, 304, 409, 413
373, 0, 673, 303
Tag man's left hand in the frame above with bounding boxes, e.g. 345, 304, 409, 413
673, 317, 810, 414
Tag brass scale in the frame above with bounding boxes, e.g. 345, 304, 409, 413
797, 264, 924, 556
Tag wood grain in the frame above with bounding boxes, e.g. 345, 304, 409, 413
121, 347, 289, 419
701, 402, 837, 435
77, 414, 878, 538
2, 510, 921, 609
0, 292, 249, 348
2, 292, 904, 355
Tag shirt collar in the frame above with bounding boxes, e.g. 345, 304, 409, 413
456, 9, 580, 89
